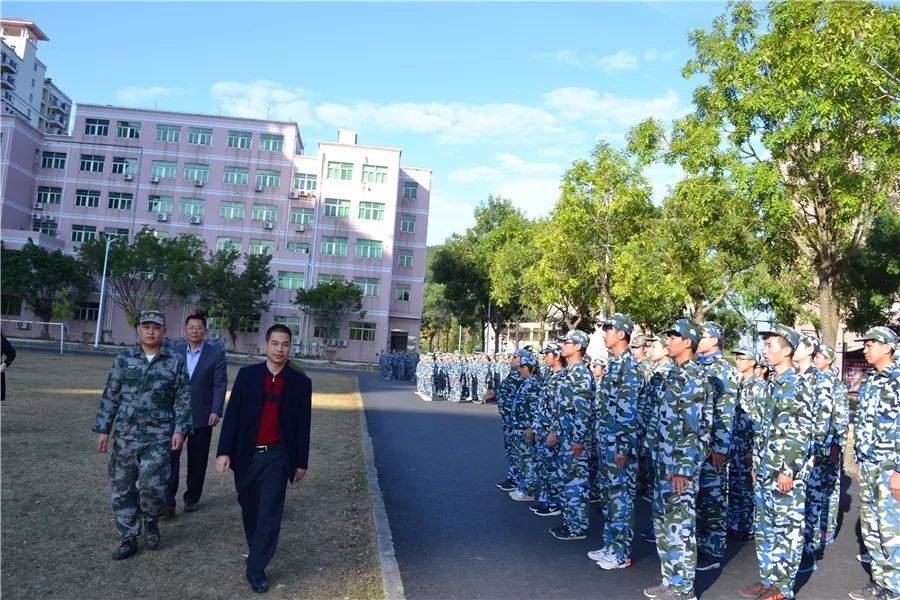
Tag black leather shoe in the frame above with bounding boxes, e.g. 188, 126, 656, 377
158, 505, 176, 519
184, 502, 198, 513
111, 538, 138, 560
144, 519, 160, 550
246, 574, 269, 594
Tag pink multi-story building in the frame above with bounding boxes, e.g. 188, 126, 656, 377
1, 104, 430, 361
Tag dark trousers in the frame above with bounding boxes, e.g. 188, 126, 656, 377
166, 425, 214, 507
236, 448, 288, 579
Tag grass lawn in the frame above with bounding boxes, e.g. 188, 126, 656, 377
1, 349, 383, 600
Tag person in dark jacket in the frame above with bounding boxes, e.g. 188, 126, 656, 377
1, 334, 16, 401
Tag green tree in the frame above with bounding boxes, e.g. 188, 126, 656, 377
293, 279, 364, 346
196, 247, 276, 350
841, 208, 900, 332
1, 240, 93, 337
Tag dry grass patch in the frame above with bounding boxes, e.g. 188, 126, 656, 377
1, 349, 383, 600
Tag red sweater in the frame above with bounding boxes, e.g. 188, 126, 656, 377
255, 369, 284, 445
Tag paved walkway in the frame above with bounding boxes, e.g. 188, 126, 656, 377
358, 372, 870, 600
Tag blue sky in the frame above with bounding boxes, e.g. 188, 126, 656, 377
10, 2, 729, 244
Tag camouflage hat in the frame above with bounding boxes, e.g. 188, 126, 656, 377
799, 333, 822, 354
630, 334, 649, 349
138, 309, 166, 326
540, 342, 563, 355
603, 313, 635, 335
817, 344, 836, 362
558, 329, 590, 349
857, 326, 898, 348
514, 348, 533, 359
643, 334, 660, 343
662, 318, 700, 343
590, 356, 608, 368
701, 321, 724, 341
761, 323, 800, 350
732, 346, 760, 365
518, 351, 538, 368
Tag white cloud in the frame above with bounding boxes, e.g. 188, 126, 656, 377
596, 49, 639, 73
426, 194, 477, 245
448, 153, 562, 184
494, 177, 562, 218
210, 80, 317, 125
535, 49, 584, 67
542, 87, 687, 127
115, 86, 183, 107
644, 48, 678, 62
643, 163, 684, 204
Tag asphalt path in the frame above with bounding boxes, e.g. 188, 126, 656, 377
358, 371, 873, 600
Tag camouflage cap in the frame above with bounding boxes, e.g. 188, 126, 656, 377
518, 351, 538, 368
603, 313, 635, 335
701, 321, 724, 341
643, 334, 660, 343
540, 342, 563, 355
558, 329, 590, 349
630, 334, 648, 348
817, 344, 836, 362
799, 333, 822, 354
858, 326, 898, 348
761, 323, 801, 350
139, 309, 166, 326
663, 318, 700, 343
590, 356, 608, 368
732, 345, 760, 365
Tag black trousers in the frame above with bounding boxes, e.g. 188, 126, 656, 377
236, 448, 288, 579
166, 425, 214, 506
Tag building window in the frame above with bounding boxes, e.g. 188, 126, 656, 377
219, 201, 245, 220
183, 163, 209, 182
358, 201, 385, 221
236, 315, 260, 333
155, 124, 180, 142
32, 220, 59, 237
278, 271, 305, 290
327, 161, 353, 180
323, 198, 350, 218
36, 186, 62, 205
274, 316, 303, 338
179, 198, 205, 217
188, 127, 212, 145
398, 251, 413, 267
104, 227, 129, 240
403, 181, 418, 199
290, 207, 314, 225
111, 157, 138, 176
362, 164, 388, 184
293, 173, 317, 191
255, 170, 281, 188
353, 277, 380, 297
75, 302, 100, 321
349, 321, 376, 342
287, 242, 310, 254
216, 236, 241, 252
151, 160, 177, 179
313, 324, 340, 339
395, 284, 411, 302
75, 189, 101, 208
84, 118, 109, 136
148, 195, 173, 214
41, 152, 66, 169
248, 239, 275, 256
320, 236, 348, 257
260, 134, 284, 152
108, 192, 133, 211
399, 215, 416, 233
251, 204, 278, 222
224, 166, 248, 185
317, 274, 344, 284
115, 121, 142, 139
79, 154, 105, 173
71, 225, 97, 243
227, 130, 252, 149
355, 239, 383, 259
1, 295, 22, 316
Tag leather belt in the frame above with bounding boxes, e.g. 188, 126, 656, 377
254, 443, 282, 453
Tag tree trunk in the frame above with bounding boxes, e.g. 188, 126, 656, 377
227, 326, 238, 351
818, 276, 840, 349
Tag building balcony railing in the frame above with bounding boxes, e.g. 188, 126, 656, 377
1, 53, 17, 73
1, 73, 15, 89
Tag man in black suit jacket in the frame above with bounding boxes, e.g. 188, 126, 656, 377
163, 314, 228, 516
217, 324, 312, 594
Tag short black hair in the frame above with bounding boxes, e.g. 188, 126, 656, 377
623, 331, 632, 344
184, 313, 206, 326
265, 323, 293, 342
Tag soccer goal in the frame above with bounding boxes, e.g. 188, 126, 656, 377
0, 320, 67, 355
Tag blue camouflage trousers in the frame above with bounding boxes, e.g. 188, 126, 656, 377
753, 477, 806, 599
599, 450, 638, 560
652, 463, 698, 596
728, 450, 755, 534
820, 455, 842, 543
535, 437, 558, 506
697, 459, 728, 558
804, 456, 831, 554
555, 441, 589, 534
859, 461, 900, 595
513, 432, 538, 496
109, 435, 170, 540
501, 422, 519, 483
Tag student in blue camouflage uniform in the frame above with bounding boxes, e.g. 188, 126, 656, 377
739, 324, 814, 600
695, 321, 739, 572
815, 345, 849, 547
728, 346, 764, 542
643, 319, 711, 600
378, 351, 391, 380
509, 350, 544, 502
588, 356, 608, 505
489, 353, 523, 491
589, 313, 643, 569
548, 330, 595, 541
448, 355, 464, 402
92, 310, 193, 560
848, 327, 900, 600
530, 343, 567, 517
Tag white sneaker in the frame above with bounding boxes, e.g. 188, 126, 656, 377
587, 547, 611, 561
509, 490, 535, 502
857, 553, 873, 564
596, 555, 632, 570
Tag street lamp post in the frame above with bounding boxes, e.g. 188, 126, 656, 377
93, 234, 113, 348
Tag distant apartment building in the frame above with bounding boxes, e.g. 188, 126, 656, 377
1, 103, 430, 361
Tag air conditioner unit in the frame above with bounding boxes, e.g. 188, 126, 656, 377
295, 225, 305, 233
308, 192, 316, 198
123, 173, 134, 181
311, 340, 318, 347
32, 201, 43, 210
338, 340, 348, 347
302, 248, 309, 254
189, 215, 202, 225
299, 190, 308, 197
15, 321, 31, 330
194, 179, 204, 187
156, 212, 168, 222
44, 214, 54, 221
263, 221, 274, 230
150, 176, 160, 184
32, 212, 42, 220
254, 185, 263, 192
289, 191, 298, 199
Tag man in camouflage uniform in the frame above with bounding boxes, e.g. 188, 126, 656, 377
728, 346, 764, 541
588, 314, 643, 569
739, 324, 814, 600
588, 355, 608, 504
378, 351, 391, 380
548, 330, 594, 541
447, 355, 464, 402
530, 343, 566, 517
643, 319, 711, 600
695, 321, 739, 571
848, 327, 900, 600
93, 310, 192, 560
508, 350, 543, 502
815, 344, 849, 547
490, 353, 523, 491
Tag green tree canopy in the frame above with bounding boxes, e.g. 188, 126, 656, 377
293, 279, 364, 343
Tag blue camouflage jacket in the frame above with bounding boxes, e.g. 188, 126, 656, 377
854, 362, 900, 467
655, 358, 712, 478
750, 366, 814, 482
552, 361, 595, 444
596, 348, 644, 457
698, 351, 739, 456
